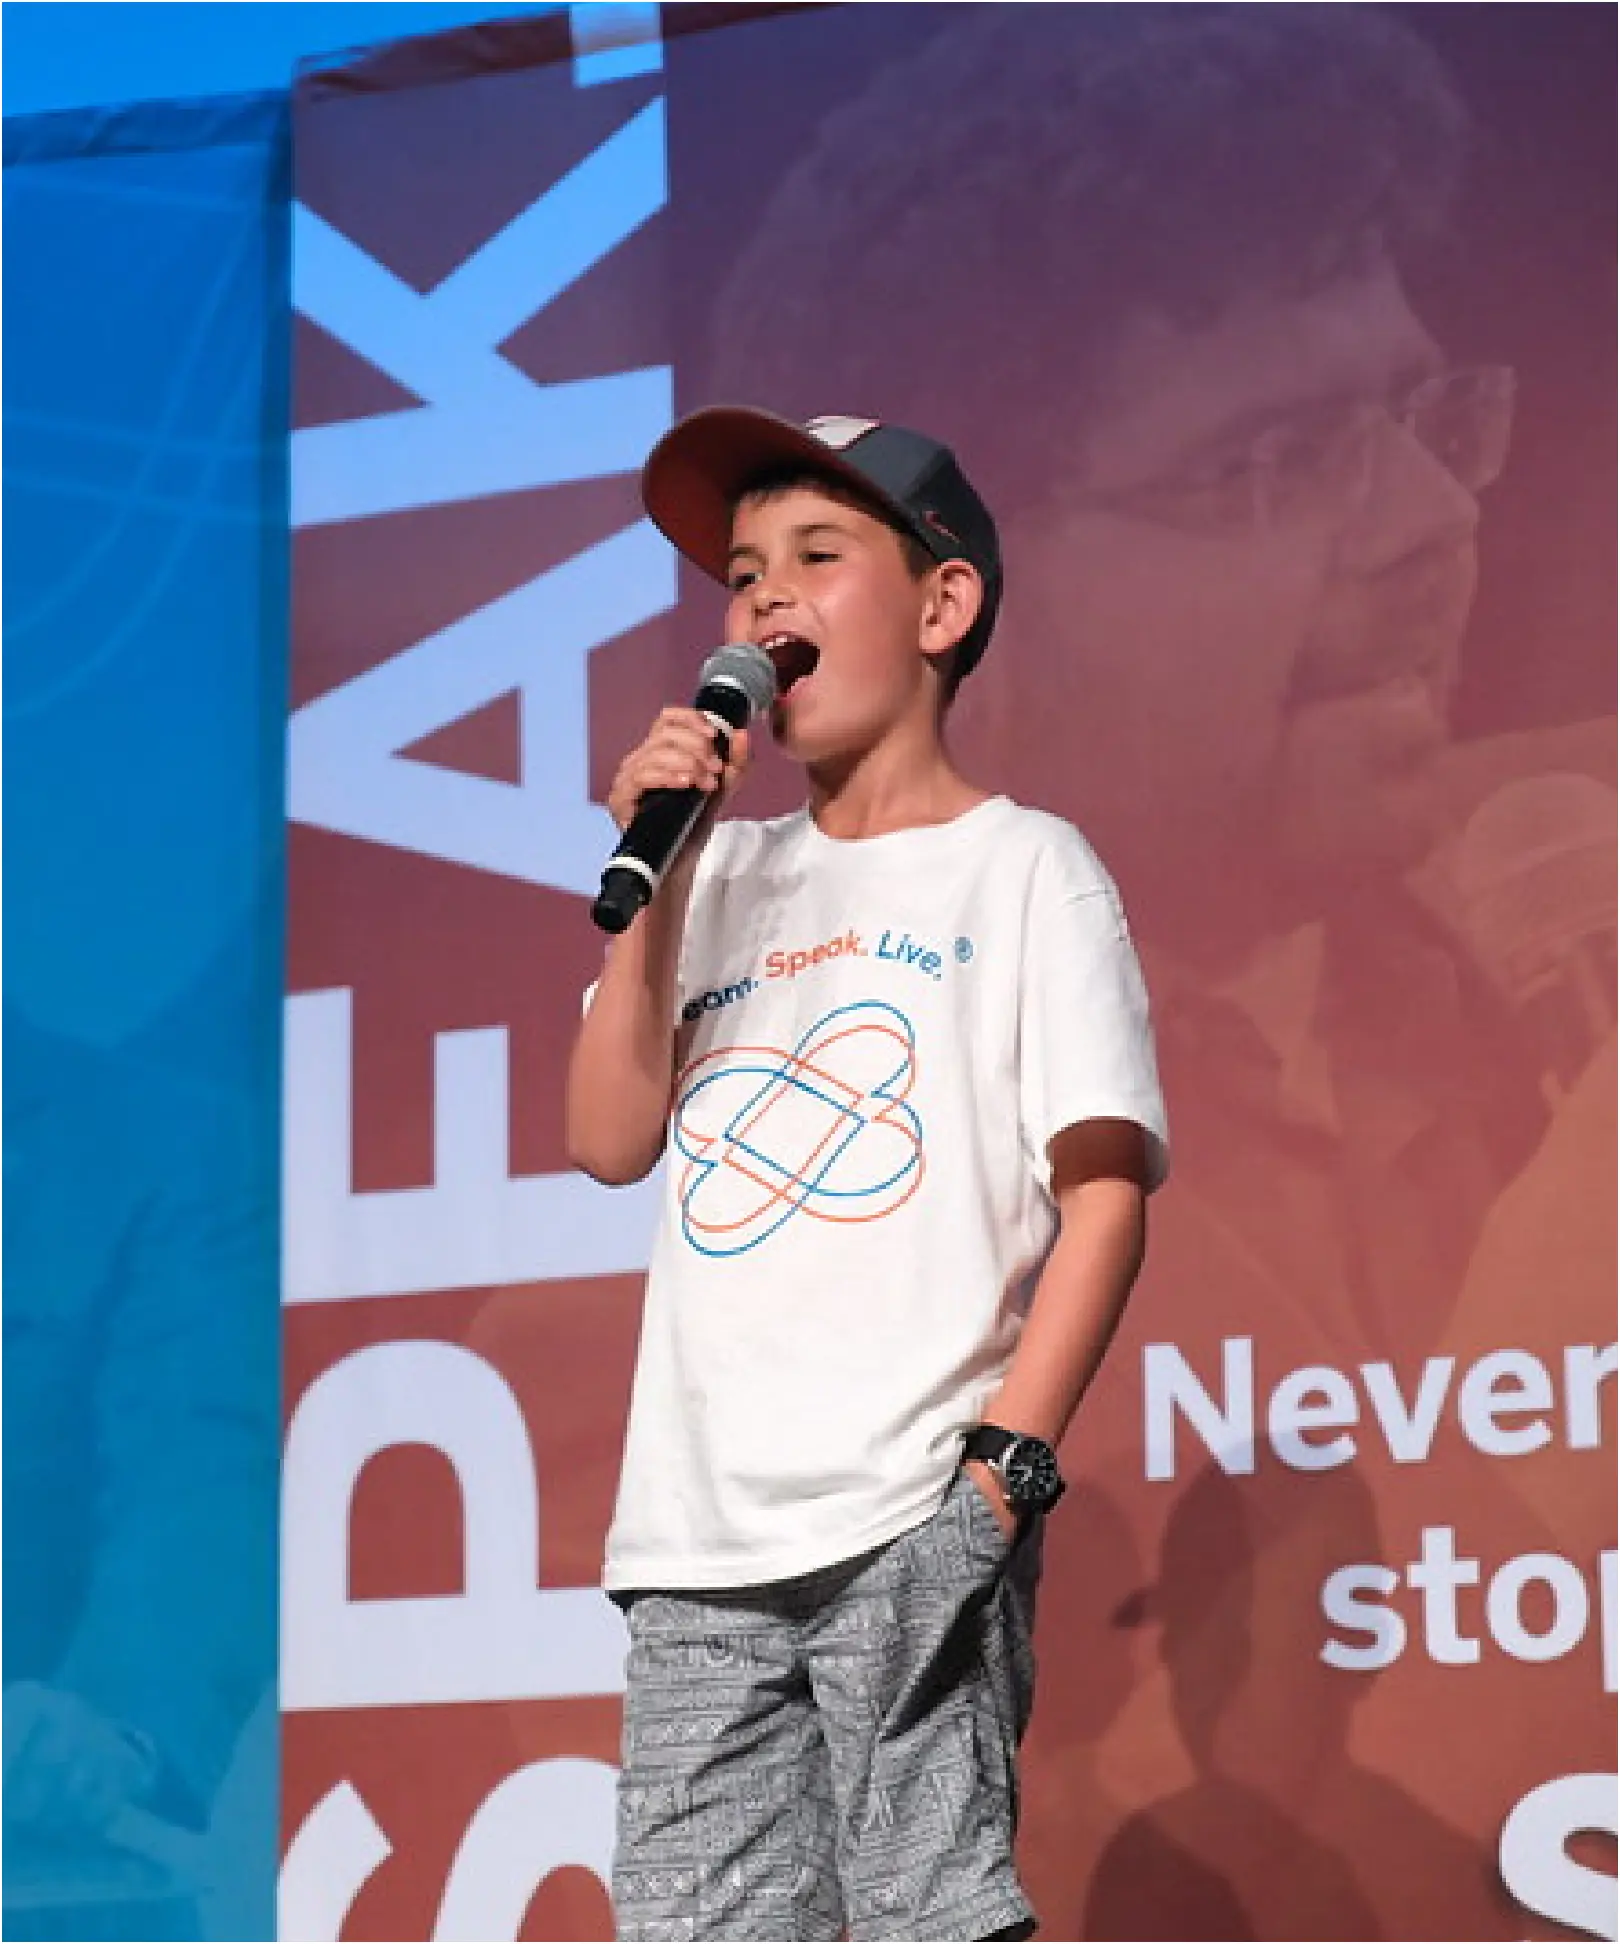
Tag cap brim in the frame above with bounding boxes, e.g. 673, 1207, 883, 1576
640, 406, 909, 586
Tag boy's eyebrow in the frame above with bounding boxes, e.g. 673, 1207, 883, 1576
726, 520, 859, 567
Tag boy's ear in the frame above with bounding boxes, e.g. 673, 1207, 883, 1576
921, 558, 984, 657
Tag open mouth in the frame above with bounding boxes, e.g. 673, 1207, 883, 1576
1287, 628, 1458, 713
1288, 550, 1473, 711
756, 632, 820, 694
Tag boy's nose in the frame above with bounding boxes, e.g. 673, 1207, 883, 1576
751, 579, 795, 617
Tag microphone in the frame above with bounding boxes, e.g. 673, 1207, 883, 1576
1454, 771, 1617, 1102
592, 641, 800, 935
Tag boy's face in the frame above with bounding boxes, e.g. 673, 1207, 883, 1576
724, 486, 941, 765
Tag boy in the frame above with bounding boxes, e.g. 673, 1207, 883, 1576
567, 407, 1168, 1942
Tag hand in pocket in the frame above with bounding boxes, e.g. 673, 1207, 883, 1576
962, 1458, 1019, 1542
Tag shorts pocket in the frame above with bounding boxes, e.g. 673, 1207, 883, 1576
954, 1465, 1018, 1567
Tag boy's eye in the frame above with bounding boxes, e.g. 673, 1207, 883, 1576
727, 569, 759, 593
802, 549, 838, 565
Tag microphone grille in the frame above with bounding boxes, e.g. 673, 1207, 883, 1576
1454, 772, 1617, 995
699, 642, 778, 717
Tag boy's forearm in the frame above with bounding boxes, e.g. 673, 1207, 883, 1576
565, 861, 697, 1183
977, 1179, 1147, 1447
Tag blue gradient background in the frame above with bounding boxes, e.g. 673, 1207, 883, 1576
2, 4, 559, 117
3, 98, 290, 1939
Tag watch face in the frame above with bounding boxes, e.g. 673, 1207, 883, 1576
1002, 1436, 1062, 1508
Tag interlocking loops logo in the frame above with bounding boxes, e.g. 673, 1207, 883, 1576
673, 1001, 925, 1256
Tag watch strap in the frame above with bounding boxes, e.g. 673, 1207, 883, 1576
964, 1422, 1066, 1513
963, 1423, 1018, 1465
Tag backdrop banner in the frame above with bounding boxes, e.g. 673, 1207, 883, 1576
4, 88, 288, 1944
283, 6, 1616, 1938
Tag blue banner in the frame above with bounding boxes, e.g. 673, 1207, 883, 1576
4, 91, 288, 1942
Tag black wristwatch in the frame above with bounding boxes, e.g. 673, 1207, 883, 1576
964, 1424, 1066, 1515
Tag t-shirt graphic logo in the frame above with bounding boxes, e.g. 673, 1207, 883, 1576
672, 1000, 925, 1256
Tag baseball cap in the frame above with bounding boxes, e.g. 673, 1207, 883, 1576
640, 406, 1004, 679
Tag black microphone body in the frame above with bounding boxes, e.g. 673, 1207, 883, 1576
592, 645, 780, 935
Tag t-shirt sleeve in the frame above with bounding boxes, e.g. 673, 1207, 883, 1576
1018, 874, 1170, 1194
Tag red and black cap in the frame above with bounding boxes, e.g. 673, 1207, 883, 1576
641, 406, 1004, 679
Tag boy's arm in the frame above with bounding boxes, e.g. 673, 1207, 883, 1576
565, 856, 699, 1185
565, 711, 749, 1186
964, 1118, 1149, 1533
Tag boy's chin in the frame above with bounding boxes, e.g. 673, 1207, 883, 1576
769, 700, 820, 761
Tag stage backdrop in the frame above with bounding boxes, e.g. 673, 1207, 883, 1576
283, 5, 1616, 1938
4, 89, 287, 1941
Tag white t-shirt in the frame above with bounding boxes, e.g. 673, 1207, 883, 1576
600, 794, 1168, 1592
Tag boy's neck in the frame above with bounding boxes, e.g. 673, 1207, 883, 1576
806, 732, 989, 842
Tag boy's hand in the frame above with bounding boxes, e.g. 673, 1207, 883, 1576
962, 1458, 1019, 1541
607, 708, 752, 844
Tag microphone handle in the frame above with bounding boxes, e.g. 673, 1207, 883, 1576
591, 716, 735, 935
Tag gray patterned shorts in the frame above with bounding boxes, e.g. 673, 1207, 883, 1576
611, 1469, 1043, 1941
